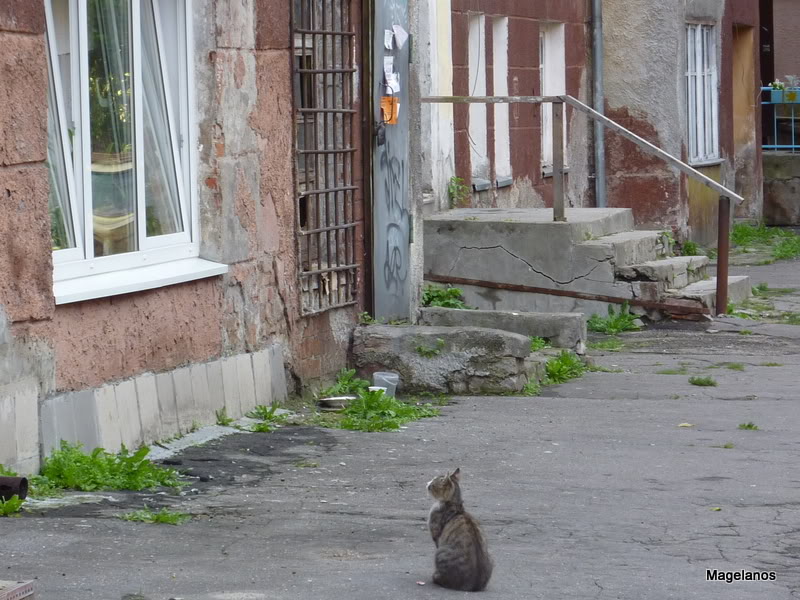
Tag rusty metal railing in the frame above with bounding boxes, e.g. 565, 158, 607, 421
421, 94, 743, 315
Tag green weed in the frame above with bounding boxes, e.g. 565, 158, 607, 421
656, 367, 689, 375
588, 338, 624, 352
739, 329, 753, 335
682, 241, 701, 256
41, 442, 181, 492
760, 362, 783, 367
730, 223, 800, 261
529, 336, 551, 352
587, 364, 624, 373
723, 363, 745, 371
215, 407, 234, 427
318, 368, 371, 399
689, 376, 717, 387
294, 460, 320, 468
358, 312, 377, 325
415, 338, 445, 358
773, 235, 800, 260
587, 302, 641, 335
422, 285, 469, 309
522, 381, 541, 396
448, 176, 471, 208
0, 495, 24, 516
120, 506, 190, 525
738, 422, 759, 430
340, 389, 439, 432
544, 351, 585, 384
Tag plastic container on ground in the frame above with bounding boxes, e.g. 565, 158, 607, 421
372, 372, 400, 397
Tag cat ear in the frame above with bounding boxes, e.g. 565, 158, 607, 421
449, 467, 461, 481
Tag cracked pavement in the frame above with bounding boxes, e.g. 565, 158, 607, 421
2, 260, 800, 599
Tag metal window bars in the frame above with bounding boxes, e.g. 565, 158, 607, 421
293, 0, 358, 315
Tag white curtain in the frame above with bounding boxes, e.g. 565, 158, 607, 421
47, 52, 76, 251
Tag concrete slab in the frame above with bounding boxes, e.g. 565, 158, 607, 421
0, 386, 16, 469
172, 366, 195, 435
221, 356, 242, 418
236, 354, 257, 413
418, 307, 587, 353
252, 349, 273, 407
70, 389, 101, 451
206, 360, 225, 419
135, 374, 161, 444
190, 363, 214, 425
155, 372, 179, 441
579, 230, 670, 266
269, 343, 289, 402
114, 380, 142, 451
93, 384, 121, 452
12, 381, 39, 474
668, 276, 752, 314
616, 255, 709, 288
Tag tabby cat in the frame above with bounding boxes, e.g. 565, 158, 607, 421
426, 468, 493, 591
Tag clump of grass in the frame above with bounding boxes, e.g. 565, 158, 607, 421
358, 312, 377, 325
40, 442, 181, 492
243, 402, 288, 433
294, 460, 319, 468
587, 364, 624, 373
723, 363, 745, 371
752, 283, 796, 298
588, 338, 623, 352
760, 362, 783, 367
529, 336, 550, 352
522, 381, 541, 396
415, 338, 445, 358
120, 506, 190, 525
682, 240, 701, 256
422, 285, 469, 309
318, 368, 370, 399
721, 442, 735, 449
215, 407, 234, 427
587, 302, 641, 335
340, 389, 439, 432
689, 376, 718, 387
773, 235, 800, 260
544, 351, 585, 384
656, 367, 689, 375
730, 223, 800, 261
0, 495, 24, 517
738, 422, 759, 430
739, 329, 753, 335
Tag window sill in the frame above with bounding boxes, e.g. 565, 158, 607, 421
541, 167, 571, 178
688, 158, 724, 168
54, 257, 229, 305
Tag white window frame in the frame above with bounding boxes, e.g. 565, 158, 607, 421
492, 17, 511, 181
45, 0, 206, 290
686, 23, 720, 165
468, 12, 489, 180
540, 22, 566, 173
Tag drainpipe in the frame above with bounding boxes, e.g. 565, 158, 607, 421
592, 0, 607, 208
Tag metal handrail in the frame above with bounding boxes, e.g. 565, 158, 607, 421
422, 95, 744, 204
421, 93, 737, 315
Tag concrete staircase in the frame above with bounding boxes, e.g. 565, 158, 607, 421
424, 208, 750, 318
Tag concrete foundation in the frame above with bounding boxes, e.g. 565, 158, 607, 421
763, 153, 800, 225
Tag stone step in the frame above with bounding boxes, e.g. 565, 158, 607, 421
665, 276, 751, 315
352, 325, 539, 395
418, 307, 586, 354
616, 256, 709, 288
579, 230, 671, 266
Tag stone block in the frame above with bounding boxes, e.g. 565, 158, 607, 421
418, 307, 587, 354
0, 2, 45, 34
268, 343, 288, 402
352, 325, 535, 395
114, 380, 142, 450
0, 34, 47, 165
71, 390, 101, 451
94, 384, 121, 452
221, 356, 242, 418
135, 374, 161, 444
190, 363, 214, 425
155, 372, 179, 440
206, 360, 226, 417
252, 349, 273, 406
172, 366, 194, 434
12, 381, 39, 473
236, 353, 257, 413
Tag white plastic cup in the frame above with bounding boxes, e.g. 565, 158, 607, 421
372, 372, 400, 397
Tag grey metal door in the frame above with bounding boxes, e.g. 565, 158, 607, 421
372, 0, 410, 320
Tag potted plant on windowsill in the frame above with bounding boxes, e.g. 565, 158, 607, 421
771, 76, 800, 103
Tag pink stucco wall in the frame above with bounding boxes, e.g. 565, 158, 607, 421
773, 0, 800, 82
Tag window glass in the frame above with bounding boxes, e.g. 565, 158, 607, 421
47, 56, 76, 251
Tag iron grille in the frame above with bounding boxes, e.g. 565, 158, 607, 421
293, 0, 358, 314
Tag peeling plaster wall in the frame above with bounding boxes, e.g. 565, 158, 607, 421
0, 0, 365, 469
603, 0, 761, 239
448, 1, 593, 211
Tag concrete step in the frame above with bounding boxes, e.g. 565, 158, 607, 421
616, 256, 709, 288
579, 230, 671, 266
665, 276, 751, 315
418, 307, 586, 354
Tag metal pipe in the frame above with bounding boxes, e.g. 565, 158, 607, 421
592, 0, 607, 208
716, 195, 731, 316
0, 476, 28, 501
553, 102, 566, 222
425, 274, 710, 315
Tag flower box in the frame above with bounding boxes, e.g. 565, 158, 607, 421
771, 88, 800, 104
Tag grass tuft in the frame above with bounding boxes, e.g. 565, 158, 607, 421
587, 302, 641, 335
120, 506, 190, 525
318, 368, 370, 399
339, 389, 439, 432
0, 495, 24, 516
588, 338, 624, 352
215, 407, 234, 427
738, 422, 759, 431
421, 285, 469, 309
529, 336, 551, 352
544, 351, 585, 384
689, 376, 717, 387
